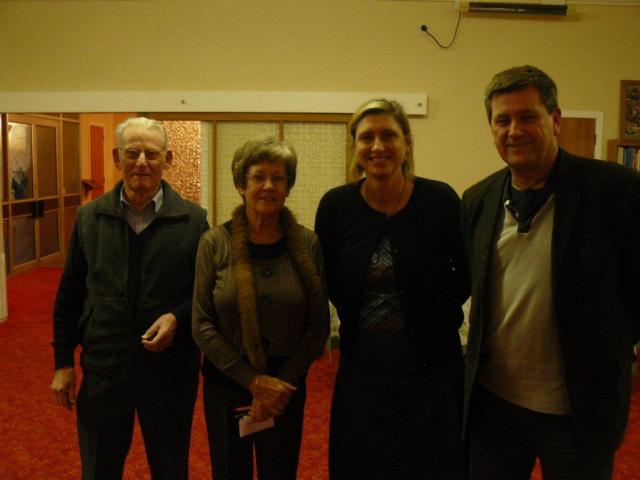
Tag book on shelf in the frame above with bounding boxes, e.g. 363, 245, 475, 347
617, 145, 639, 172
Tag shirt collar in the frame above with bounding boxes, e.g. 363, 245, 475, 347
501, 152, 560, 233
120, 184, 164, 213
501, 151, 561, 204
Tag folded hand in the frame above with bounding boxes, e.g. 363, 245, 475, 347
249, 374, 296, 417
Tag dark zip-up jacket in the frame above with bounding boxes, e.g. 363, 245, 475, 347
52, 180, 209, 381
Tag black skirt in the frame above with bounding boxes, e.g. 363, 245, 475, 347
329, 329, 465, 480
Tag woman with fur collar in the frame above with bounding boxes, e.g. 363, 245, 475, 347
192, 136, 329, 480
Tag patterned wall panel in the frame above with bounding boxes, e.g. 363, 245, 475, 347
283, 122, 347, 229
161, 121, 201, 204
199, 122, 213, 224
215, 122, 279, 225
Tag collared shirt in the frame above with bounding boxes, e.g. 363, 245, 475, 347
502, 156, 559, 234
120, 185, 164, 234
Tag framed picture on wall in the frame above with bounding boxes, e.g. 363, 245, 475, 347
619, 80, 640, 146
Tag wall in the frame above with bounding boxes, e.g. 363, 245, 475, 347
1, 0, 639, 193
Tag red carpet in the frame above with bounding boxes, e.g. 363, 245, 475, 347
0, 268, 638, 479
0, 268, 335, 479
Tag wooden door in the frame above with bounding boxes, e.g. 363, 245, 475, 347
90, 125, 105, 199
559, 117, 596, 158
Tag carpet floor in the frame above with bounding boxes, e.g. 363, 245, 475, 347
0, 268, 637, 479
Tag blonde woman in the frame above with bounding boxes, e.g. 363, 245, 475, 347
315, 99, 470, 479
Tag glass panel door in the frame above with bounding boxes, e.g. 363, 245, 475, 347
6, 115, 61, 271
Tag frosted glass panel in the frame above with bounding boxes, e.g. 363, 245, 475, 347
8, 122, 33, 200
63, 122, 80, 194
13, 216, 35, 265
40, 210, 59, 257
215, 122, 278, 225
36, 125, 58, 197
283, 123, 347, 229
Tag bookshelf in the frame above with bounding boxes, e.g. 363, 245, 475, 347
607, 139, 640, 374
606, 139, 640, 171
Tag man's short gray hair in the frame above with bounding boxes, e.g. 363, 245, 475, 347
115, 117, 168, 150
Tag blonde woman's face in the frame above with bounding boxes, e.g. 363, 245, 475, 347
354, 114, 410, 181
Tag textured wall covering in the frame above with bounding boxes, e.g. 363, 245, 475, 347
215, 122, 279, 224
214, 121, 347, 228
162, 121, 201, 204
283, 122, 346, 229
157, 120, 347, 230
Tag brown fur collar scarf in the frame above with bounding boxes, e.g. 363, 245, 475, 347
231, 204, 325, 373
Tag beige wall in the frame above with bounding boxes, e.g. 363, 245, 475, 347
1, 0, 639, 193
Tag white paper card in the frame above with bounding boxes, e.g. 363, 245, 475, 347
238, 416, 275, 438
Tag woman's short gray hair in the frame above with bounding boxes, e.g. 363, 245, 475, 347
232, 136, 298, 189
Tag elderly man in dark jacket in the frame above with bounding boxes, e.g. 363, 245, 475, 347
51, 117, 208, 480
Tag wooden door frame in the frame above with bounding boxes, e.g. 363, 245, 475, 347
563, 110, 603, 159
89, 123, 106, 199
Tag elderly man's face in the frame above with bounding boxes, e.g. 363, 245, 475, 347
113, 125, 171, 200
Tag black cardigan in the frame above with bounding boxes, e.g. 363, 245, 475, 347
315, 177, 470, 366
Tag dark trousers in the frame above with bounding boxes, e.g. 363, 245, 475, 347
468, 385, 614, 480
202, 370, 306, 480
76, 367, 199, 480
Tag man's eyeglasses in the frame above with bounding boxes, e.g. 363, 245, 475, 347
119, 148, 164, 163
246, 174, 288, 188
